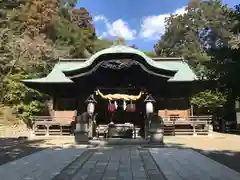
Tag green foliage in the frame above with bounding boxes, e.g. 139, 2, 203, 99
3, 73, 47, 124
229, 4, 240, 49
154, 0, 234, 77
190, 90, 226, 109
93, 39, 113, 52
0, 0, 100, 124
154, 0, 240, 99
143, 51, 157, 57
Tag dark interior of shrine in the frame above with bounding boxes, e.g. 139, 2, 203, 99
71, 62, 161, 130
72, 63, 169, 94
94, 97, 145, 128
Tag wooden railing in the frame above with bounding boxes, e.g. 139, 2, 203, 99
162, 115, 212, 136
31, 115, 213, 136
161, 115, 212, 122
32, 116, 74, 136
33, 116, 75, 125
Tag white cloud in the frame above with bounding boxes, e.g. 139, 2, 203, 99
93, 15, 106, 22
94, 15, 136, 40
98, 32, 107, 39
139, 6, 186, 39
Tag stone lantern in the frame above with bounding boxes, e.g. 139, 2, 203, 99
74, 94, 97, 144
144, 94, 156, 139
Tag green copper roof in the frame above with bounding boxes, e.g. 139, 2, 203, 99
22, 62, 76, 83
22, 59, 196, 83
158, 60, 197, 81
22, 45, 197, 83
63, 45, 176, 72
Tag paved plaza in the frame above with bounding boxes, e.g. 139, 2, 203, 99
0, 144, 240, 180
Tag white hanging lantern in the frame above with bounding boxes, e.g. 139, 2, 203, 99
123, 100, 127, 111
114, 101, 118, 109
87, 102, 95, 115
146, 102, 154, 114
235, 100, 240, 109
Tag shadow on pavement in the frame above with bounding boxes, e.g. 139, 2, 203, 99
1, 136, 240, 176
0, 137, 46, 166
159, 142, 240, 174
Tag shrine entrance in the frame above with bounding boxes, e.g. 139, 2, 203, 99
93, 89, 146, 139
65, 46, 177, 140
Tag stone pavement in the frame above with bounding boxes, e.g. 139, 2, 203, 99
150, 148, 240, 180
69, 146, 166, 180
0, 145, 88, 180
1, 145, 240, 180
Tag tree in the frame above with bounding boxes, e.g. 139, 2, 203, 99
190, 90, 226, 111
143, 51, 157, 57
205, 4, 240, 97
130, 44, 138, 49
3, 73, 47, 125
9, 0, 59, 38
59, 0, 77, 8
229, 4, 240, 49
93, 39, 113, 52
154, 0, 233, 78
0, 0, 100, 124
153, 0, 240, 113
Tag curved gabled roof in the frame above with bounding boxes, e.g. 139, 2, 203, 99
22, 46, 197, 85
62, 45, 177, 78
22, 62, 74, 84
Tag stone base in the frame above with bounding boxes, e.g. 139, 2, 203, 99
74, 132, 89, 144
149, 129, 164, 145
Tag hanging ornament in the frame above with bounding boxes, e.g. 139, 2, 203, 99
126, 101, 136, 112
108, 100, 116, 112
123, 100, 127, 111
114, 101, 118, 109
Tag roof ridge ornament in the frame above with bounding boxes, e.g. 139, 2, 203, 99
113, 37, 125, 46
85, 94, 97, 103
144, 94, 156, 103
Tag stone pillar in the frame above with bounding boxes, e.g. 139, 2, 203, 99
149, 128, 164, 144
208, 124, 213, 136
74, 112, 89, 144
144, 116, 149, 140
88, 115, 93, 139
149, 114, 164, 144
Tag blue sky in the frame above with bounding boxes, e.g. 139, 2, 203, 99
77, 0, 239, 51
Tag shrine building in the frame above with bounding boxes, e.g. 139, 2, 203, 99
23, 45, 211, 137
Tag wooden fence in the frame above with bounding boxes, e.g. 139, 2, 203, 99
32, 116, 73, 136
162, 116, 212, 136
31, 115, 213, 136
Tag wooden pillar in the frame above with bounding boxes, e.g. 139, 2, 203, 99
208, 123, 213, 136
31, 124, 36, 136
193, 121, 197, 136
45, 125, 49, 136
60, 126, 63, 135
190, 104, 194, 117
